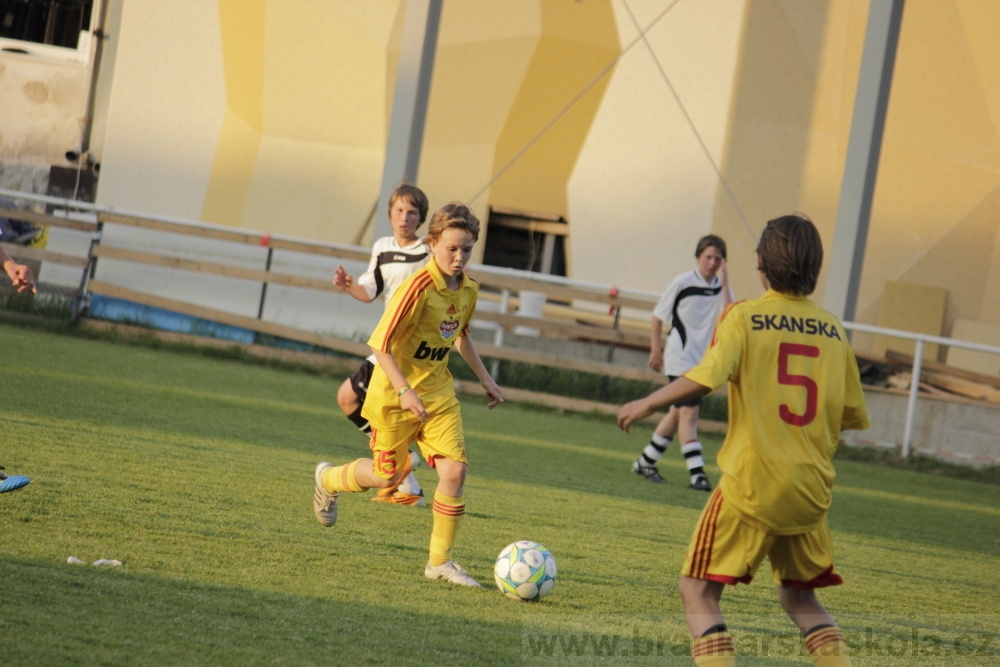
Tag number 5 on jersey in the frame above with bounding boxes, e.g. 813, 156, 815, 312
778, 342, 819, 426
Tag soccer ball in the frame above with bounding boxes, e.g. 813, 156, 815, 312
494, 540, 557, 601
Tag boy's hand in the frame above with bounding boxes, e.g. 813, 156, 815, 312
482, 378, 504, 409
648, 348, 663, 372
400, 389, 428, 422
617, 398, 654, 433
4, 261, 37, 294
332, 265, 353, 290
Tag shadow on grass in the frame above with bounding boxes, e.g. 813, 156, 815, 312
0, 556, 521, 666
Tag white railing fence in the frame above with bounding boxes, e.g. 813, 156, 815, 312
842, 322, 1000, 457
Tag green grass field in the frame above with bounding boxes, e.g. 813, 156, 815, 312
1, 322, 998, 666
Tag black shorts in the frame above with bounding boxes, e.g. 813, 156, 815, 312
349, 359, 375, 403
668, 375, 703, 408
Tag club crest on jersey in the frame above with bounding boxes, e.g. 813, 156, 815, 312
440, 318, 459, 339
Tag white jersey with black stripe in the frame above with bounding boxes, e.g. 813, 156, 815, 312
652, 270, 733, 376
356, 236, 429, 365
356, 236, 429, 310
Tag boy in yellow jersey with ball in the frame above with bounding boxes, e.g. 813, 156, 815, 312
618, 215, 869, 666
313, 201, 503, 586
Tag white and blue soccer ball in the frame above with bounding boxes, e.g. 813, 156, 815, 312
494, 540, 557, 601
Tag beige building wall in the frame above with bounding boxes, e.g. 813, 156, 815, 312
94, 0, 226, 221
5, 0, 996, 353
709, 0, 1000, 358
569, 0, 748, 293
853, 0, 1000, 355
708, 0, 869, 304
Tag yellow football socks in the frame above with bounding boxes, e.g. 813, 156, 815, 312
323, 459, 365, 494
691, 630, 735, 666
805, 626, 851, 666
428, 491, 464, 566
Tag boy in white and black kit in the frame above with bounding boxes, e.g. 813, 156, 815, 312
332, 183, 430, 506
633, 235, 733, 490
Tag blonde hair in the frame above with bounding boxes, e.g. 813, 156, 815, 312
425, 202, 480, 243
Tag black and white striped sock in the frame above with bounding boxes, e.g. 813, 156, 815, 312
682, 440, 705, 482
640, 434, 671, 466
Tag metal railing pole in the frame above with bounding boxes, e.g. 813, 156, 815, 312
902, 337, 924, 458
72, 220, 103, 323
490, 288, 509, 378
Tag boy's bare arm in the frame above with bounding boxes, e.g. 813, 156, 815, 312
617, 377, 710, 433
333, 264, 374, 303
371, 348, 428, 422
454, 334, 504, 409
648, 317, 665, 372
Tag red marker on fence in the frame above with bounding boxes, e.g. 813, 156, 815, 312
608, 286, 619, 315
260, 232, 271, 247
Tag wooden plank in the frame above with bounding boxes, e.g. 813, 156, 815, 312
0, 206, 98, 232
472, 309, 650, 347
267, 237, 369, 262
99, 211, 370, 262
0, 242, 90, 268
469, 270, 657, 310
884, 349, 1000, 389
86, 281, 371, 358
477, 291, 652, 334
99, 211, 263, 245
920, 371, 1000, 403
91, 245, 338, 292
474, 340, 668, 384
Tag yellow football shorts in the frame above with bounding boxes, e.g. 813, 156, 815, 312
368, 397, 467, 480
682, 488, 843, 589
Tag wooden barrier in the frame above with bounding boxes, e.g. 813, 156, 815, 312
90, 210, 659, 345
0, 205, 99, 233
87, 280, 371, 358
91, 245, 338, 292
97, 211, 370, 262
3, 204, 664, 383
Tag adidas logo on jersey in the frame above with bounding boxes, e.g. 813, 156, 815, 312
445, 304, 457, 314
415, 340, 449, 361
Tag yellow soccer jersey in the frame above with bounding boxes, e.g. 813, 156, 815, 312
362, 258, 478, 429
685, 290, 869, 535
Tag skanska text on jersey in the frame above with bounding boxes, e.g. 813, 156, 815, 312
750, 314, 842, 340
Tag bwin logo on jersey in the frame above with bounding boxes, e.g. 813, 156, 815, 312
415, 340, 448, 361
440, 319, 459, 339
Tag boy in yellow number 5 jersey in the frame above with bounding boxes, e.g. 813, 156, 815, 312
618, 215, 868, 666
313, 201, 503, 587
